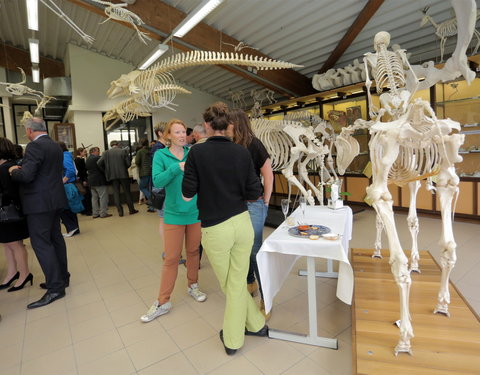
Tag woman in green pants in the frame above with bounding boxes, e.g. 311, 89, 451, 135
182, 102, 268, 355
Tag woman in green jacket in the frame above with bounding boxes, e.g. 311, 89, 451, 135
141, 119, 206, 323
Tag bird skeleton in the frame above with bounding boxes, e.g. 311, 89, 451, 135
40, 0, 94, 44
90, 0, 151, 44
0, 68, 54, 113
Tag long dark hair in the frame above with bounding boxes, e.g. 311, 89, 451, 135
0, 137, 16, 160
230, 109, 254, 148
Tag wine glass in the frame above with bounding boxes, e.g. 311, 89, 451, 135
299, 196, 307, 223
281, 199, 290, 227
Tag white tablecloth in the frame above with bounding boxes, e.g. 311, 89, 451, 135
257, 205, 354, 313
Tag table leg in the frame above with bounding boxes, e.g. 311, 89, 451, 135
298, 259, 339, 278
269, 256, 338, 348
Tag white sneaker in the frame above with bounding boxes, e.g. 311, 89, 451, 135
63, 228, 79, 238
140, 301, 171, 322
188, 283, 207, 302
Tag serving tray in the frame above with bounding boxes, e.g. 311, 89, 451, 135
287, 224, 331, 238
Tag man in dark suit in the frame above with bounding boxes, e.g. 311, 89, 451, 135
9, 117, 69, 309
86, 146, 111, 218
97, 140, 138, 217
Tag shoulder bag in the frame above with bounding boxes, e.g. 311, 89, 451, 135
149, 187, 166, 210
0, 193, 24, 223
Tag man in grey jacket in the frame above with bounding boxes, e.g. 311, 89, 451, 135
97, 140, 138, 217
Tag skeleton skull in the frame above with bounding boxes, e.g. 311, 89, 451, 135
374, 31, 391, 52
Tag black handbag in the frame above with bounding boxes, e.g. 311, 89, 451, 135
149, 188, 166, 210
0, 193, 24, 223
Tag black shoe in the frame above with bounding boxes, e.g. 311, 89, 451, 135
219, 330, 237, 355
129, 209, 139, 215
0, 271, 20, 289
40, 280, 69, 290
8, 273, 33, 292
27, 291, 65, 309
245, 325, 269, 337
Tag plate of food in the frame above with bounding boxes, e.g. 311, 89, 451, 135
288, 224, 331, 239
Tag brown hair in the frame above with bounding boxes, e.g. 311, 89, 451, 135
74, 147, 85, 157
154, 122, 167, 138
0, 137, 16, 160
230, 109, 254, 148
203, 102, 230, 131
57, 141, 68, 152
164, 119, 187, 146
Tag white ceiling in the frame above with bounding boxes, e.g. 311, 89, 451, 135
0, 0, 479, 107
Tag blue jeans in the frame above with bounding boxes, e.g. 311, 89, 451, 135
139, 176, 154, 210
246, 198, 269, 299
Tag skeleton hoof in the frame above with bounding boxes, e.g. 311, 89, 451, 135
394, 343, 413, 356
372, 250, 383, 259
433, 304, 450, 317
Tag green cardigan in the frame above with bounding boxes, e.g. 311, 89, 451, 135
152, 146, 199, 225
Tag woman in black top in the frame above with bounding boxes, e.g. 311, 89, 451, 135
182, 102, 268, 356
230, 109, 273, 318
74, 147, 92, 216
0, 137, 32, 292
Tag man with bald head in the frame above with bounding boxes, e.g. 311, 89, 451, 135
9, 117, 69, 309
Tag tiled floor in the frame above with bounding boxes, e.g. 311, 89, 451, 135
0, 207, 478, 375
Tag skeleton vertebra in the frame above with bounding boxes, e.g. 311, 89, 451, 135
91, 0, 151, 44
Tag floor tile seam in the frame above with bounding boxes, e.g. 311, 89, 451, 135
135, 350, 200, 374
76, 347, 136, 374
125, 338, 183, 373
20, 343, 77, 373
166, 324, 218, 352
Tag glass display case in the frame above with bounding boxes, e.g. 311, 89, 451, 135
435, 77, 480, 178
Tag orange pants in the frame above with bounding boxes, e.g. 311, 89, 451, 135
158, 222, 201, 304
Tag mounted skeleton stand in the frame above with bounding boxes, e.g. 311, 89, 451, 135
334, 1, 476, 352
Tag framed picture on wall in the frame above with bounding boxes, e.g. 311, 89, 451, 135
327, 110, 347, 132
346, 105, 362, 125
53, 123, 76, 151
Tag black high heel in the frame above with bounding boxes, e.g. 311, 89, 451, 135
0, 272, 20, 290
7, 273, 33, 292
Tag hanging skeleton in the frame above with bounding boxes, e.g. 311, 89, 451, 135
420, 6, 480, 62
105, 51, 301, 124
39, 0, 94, 44
334, 20, 472, 354
0, 68, 54, 114
90, 0, 151, 44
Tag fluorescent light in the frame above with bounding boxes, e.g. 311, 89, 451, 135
32, 66, 40, 83
138, 44, 169, 70
26, 0, 39, 31
29, 38, 40, 64
172, 0, 223, 38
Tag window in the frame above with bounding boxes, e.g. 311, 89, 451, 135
103, 116, 153, 158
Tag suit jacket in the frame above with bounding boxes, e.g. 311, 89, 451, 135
11, 135, 67, 215
97, 147, 130, 181
85, 154, 107, 186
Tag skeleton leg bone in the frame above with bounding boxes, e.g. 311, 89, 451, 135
433, 133, 463, 316
368, 133, 413, 355
407, 180, 421, 273
372, 213, 384, 258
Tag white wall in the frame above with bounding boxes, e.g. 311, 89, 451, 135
151, 84, 232, 129
66, 44, 228, 150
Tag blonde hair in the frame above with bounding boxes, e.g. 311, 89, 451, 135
164, 118, 187, 146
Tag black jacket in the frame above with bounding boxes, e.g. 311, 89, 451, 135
11, 135, 67, 214
182, 136, 261, 227
85, 154, 107, 186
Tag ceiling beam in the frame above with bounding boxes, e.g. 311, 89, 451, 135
67, 0, 314, 98
318, 0, 384, 74
0, 42, 65, 78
